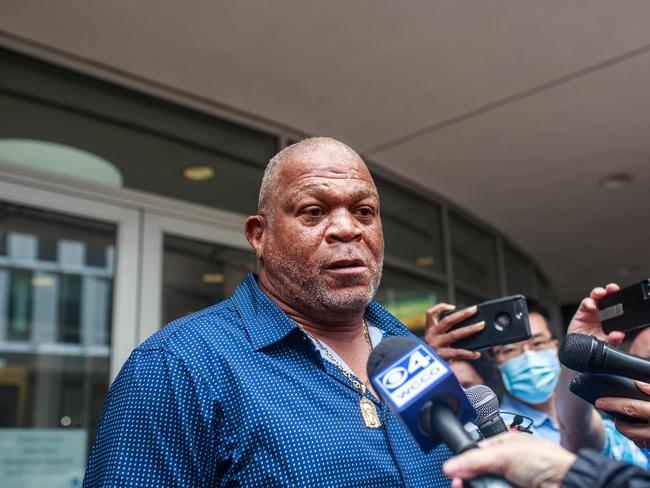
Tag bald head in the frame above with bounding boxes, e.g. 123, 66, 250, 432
258, 137, 367, 217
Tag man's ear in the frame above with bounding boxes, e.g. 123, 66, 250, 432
245, 215, 266, 261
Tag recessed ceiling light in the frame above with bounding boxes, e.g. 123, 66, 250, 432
415, 256, 435, 267
202, 273, 225, 284
599, 173, 633, 189
182, 165, 215, 181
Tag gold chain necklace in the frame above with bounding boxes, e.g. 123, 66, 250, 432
295, 320, 382, 428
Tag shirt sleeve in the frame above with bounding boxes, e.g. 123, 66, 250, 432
601, 418, 650, 469
83, 349, 218, 487
561, 448, 650, 488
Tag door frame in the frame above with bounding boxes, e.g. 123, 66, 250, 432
138, 211, 249, 343
0, 167, 140, 381
0, 160, 251, 380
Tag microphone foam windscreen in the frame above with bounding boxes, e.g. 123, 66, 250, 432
464, 385, 499, 423
367, 336, 420, 379
559, 333, 591, 371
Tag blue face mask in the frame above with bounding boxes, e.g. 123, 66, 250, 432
498, 349, 560, 404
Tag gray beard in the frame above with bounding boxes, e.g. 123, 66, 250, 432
304, 263, 383, 314
267, 253, 383, 316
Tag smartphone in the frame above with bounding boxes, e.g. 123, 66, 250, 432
599, 278, 650, 334
442, 295, 531, 351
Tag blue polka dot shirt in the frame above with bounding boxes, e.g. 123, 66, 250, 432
83, 273, 452, 487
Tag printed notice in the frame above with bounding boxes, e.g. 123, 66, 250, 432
0, 428, 87, 488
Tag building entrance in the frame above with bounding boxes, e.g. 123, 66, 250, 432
0, 165, 253, 487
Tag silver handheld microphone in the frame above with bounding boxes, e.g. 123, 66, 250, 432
465, 385, 508, 438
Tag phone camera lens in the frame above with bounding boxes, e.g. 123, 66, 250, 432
494, 312, 511, 331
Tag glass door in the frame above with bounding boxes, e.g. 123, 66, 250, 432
139, 212, 255, 338
0, 178, 139, 488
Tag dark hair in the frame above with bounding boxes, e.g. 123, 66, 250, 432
525, 297, 557, 341
526, 298, 550, 322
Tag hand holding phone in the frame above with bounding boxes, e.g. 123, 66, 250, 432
567, 283, 625, 347
443, 295, 531, 351
424, 304, 484, 361
599, 278, 650, 334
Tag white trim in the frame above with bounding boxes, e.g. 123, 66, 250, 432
0, 256, 113, 278
0, 341, 110, 357
139, 214, 163, 343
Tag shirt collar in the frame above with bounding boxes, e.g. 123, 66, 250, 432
231, 273, 412, 351
500, 394, 555, 429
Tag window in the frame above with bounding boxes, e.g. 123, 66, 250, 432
504, 244, 532, 296
0, 49, 278, 217
162, 235, 257, 324
0, 201, 116, 472
449, 212, 499, 298
7, 268, 32, 341
375, 177, 445, 274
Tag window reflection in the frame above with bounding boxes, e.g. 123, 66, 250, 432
0, 202, 115, 474
375, 177, 445, 274
449, 212, 499, 297
162, 235, 257, 324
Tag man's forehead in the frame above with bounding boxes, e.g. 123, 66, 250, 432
288, 180, 378, 201
280, 153, 372, 181
277, 149, 375, 193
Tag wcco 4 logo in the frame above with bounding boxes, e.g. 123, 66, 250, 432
377, 345, 446, 408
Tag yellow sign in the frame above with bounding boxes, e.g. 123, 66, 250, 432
383, 295, 438, 331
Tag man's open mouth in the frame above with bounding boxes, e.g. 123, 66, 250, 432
325, 259, 367, 273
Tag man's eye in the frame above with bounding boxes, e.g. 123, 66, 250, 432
303, 207, 324, 216
356, 207, 375, 217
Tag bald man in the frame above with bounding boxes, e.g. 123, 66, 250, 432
84, 138, 455, 487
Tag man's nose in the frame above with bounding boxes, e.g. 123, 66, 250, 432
325, 209, 362, 242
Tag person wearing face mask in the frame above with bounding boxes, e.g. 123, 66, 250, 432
493, 298, 648, 467
425, 295, 648, 466
490, 300, 562, 441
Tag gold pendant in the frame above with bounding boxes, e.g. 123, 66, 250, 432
360, 396, 382, 428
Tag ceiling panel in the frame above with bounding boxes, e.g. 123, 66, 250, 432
373, 53, 650, 300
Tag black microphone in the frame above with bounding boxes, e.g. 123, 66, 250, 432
465, 385, 508, 438
368, 336, 514, 488
559, 333, 650, 382
570, 373, 650, 424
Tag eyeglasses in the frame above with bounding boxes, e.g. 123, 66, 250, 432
493, 337, 556, 361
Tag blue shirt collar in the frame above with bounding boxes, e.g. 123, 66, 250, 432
232, 273, 411, 351
500, 394, 556, 429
